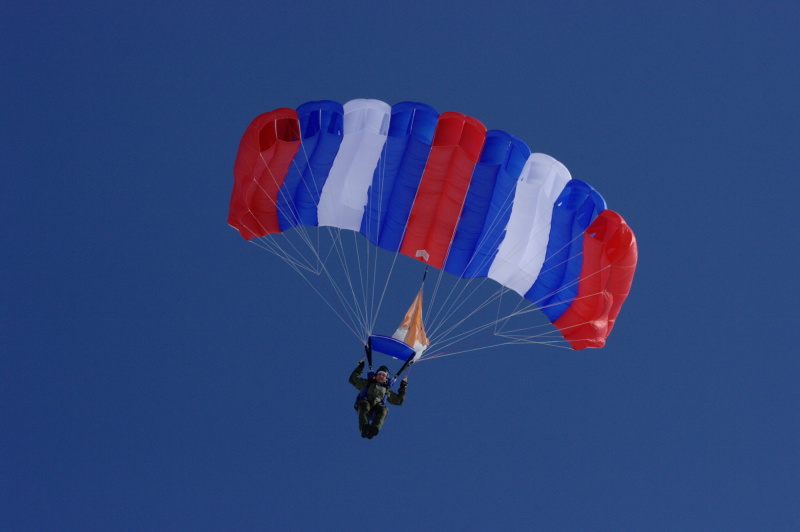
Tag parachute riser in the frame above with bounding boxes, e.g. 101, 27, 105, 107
365, 337, 373, 371
394, 359, 414, 380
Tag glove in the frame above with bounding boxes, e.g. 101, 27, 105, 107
356, 358, 365, 370
399, 377, 408, 389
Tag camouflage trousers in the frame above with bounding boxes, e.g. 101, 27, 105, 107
357, 400, 388, 431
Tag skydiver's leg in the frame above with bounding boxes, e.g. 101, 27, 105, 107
371, 405, 388, 430
357, 400, 371, 436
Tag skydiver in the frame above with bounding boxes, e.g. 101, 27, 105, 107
349, 359, 407, 439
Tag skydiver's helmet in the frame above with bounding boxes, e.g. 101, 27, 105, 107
375, 366, 390, 381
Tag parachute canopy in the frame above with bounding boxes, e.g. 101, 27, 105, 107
229, 99, 638, 351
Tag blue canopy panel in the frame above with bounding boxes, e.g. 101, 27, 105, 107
277, 100, 344, 230
368, 335, 416, 361
525, 180, 606, 321
371, 103, 439, 253
361, 101, 439, 247
446, 130, 530, 278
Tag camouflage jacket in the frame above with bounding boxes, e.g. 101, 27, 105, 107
349, 362, 405, 407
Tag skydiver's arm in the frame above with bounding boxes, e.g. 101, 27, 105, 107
349, 360, 367, 390
387, 380, 407, 406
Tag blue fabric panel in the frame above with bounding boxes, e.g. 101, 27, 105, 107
444, 131, 530, 277
373, 102, 438, 252
361, 102, 436, 244
277, 100, 344, 230
525, 180, 607, 321
461, 134, 530, 278
369, 334, 416, 361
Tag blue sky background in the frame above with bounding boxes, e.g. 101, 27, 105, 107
3, 1, 799, 530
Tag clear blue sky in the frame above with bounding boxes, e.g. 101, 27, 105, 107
3, 1, 799, 530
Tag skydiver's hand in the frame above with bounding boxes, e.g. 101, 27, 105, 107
400, 376, 408, 389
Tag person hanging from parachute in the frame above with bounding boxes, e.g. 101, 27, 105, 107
348, 277, 428, 439
349, 361, 407, 439
228, 99, 639, 435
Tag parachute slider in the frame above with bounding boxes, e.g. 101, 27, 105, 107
367, 335, 417, 380
368, 335, 416, 362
